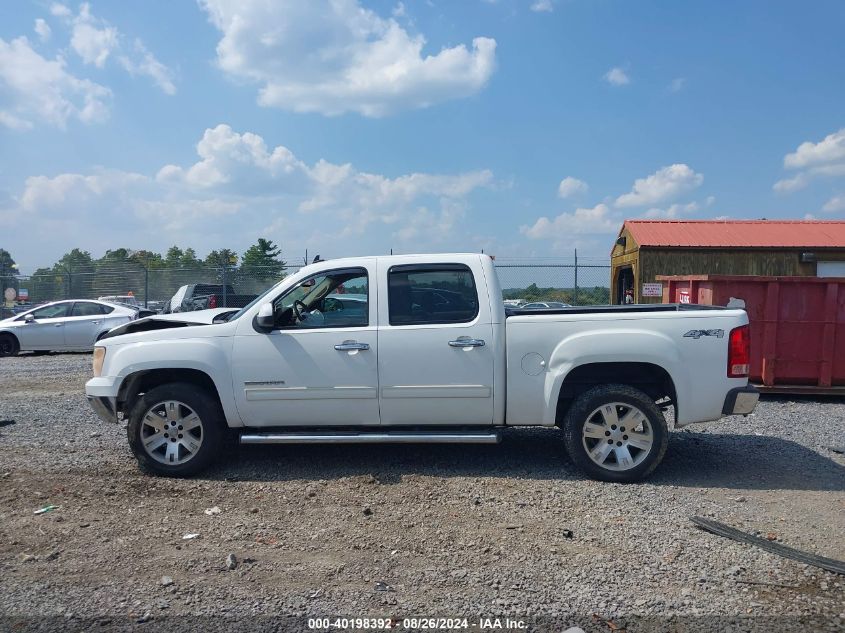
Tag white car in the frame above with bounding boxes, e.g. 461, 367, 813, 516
98, 295, 140, 308
520, 301, 572, 309
86, 253, 758, 483
0, 300, 136, 356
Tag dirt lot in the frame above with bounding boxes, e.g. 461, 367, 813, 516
1, 354, 844, 632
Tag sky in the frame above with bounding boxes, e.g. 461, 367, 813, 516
1, 0, 844, 272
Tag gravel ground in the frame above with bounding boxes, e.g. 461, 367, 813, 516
1, 353, 844, 632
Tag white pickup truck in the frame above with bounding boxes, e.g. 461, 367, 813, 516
86, 253, 758, 482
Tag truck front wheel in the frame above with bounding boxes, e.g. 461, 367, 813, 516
127, 383, 225, 477
562, 384, 668, 483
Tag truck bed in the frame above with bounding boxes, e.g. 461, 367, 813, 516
505, 303, 728, 317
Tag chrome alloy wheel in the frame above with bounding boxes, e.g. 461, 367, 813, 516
140, 400, 204, 465
581, 402, 654, 471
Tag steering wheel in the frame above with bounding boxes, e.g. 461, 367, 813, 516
292, 299, 308, 322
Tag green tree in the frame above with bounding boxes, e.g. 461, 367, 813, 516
93, 248, 146, 299
0, 248, 19, 294
205, 249, 239, 268
55, 248, 95, 298
241, 238, 286, 281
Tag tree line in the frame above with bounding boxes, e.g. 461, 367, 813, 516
0, 239, 288, 305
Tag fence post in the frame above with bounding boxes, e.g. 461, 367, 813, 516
144, 264, 149, 308
222, 264, 228, 307
573, 248, 579, 306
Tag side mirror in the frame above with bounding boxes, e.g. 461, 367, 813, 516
255, 303, 275, 331
24, 314, 35, 323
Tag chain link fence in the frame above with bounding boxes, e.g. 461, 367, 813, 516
9, 256, 610, 309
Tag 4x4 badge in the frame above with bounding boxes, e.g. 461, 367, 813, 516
683, 329, 725, 339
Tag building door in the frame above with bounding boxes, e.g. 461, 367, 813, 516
615, 266, 635, 304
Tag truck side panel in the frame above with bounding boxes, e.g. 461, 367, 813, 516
504, 310, 750, 427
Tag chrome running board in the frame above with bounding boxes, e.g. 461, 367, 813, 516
239, 431, 501, 445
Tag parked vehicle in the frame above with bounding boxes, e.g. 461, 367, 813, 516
85, 254, 758, 482
166, 284, 258, 313
0, 300, 136, 356
145, 300, 167, 313
98, 295, 141, 308
522, 301, 572, 309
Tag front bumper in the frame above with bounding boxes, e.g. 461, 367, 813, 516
722, 385, 760, 416
87, 395, 118, 424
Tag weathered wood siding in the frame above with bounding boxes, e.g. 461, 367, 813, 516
611, 245, 845, 304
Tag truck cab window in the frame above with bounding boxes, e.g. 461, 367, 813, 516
388, 265, 478, 325
272, 268, 368, 329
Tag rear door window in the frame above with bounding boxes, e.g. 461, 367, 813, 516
388, 265, 479, 325
71, 302, 108, 317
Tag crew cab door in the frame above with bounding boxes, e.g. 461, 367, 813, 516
377, 261, 495, 425
231, 262, 379, 427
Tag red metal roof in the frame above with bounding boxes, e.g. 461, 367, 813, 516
624, 220, 845, 248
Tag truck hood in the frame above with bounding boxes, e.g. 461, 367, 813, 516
100, 308, 237, 340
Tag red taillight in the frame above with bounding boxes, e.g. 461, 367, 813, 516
727, 325, 750, 378
208, 295, 217, 308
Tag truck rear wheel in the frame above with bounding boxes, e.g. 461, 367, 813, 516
127, 383, 225, 477
562, 384, 668, 483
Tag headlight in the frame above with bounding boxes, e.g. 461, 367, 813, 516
93, 346, 106, 377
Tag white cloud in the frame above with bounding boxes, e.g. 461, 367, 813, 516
604, 67, 630, 86
774, 163, 845, 194
7, 125, 495, 265
668, 77, 685, 93
0, 36, 111, 130
34, 19, 52, 42
615, 164, 703, 208
198, 0, 497, 117
642, 201, 699, 219
784, 128, 845, 169
50, 3, 71, 17
119, 39, 176, 95
530, 0, 554, 12
70, 3, 119, 67
49, 3, 176, 94
557, 176, 587, 198
822, 194, 845, 213
521, 203, 617, 239
773, 172, 809, 194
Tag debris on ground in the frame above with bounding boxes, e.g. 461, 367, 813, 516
160, 576, 173, 587
204, 506, 221, 516
691, 516, 845, 575
182, 533, 199, 540
226, 553, 238, 570
33, 505, 58, 515
374, 581, 393, 592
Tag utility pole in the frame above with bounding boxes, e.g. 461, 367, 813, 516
573, 248, 579, 306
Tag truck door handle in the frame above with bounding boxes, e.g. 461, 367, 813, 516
54, 323, 63, 327
91, 321, 100, 325
334, 341, 370, 351
449, 337, 486, 348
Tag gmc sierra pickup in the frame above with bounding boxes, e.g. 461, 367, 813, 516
85, 253, 758, 482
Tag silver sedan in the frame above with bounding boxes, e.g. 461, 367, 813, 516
0, 300, 136, 357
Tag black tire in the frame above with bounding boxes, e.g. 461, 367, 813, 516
0, 333, 19, 357
127, 382, 225, 477
562, 384, 669, 483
